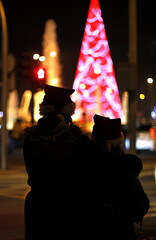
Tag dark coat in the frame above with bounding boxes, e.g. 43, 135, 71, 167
89, 145, 150, 240
24, 115, 91, 239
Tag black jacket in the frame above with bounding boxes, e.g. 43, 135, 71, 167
24, 115, 91, 239
90, 145, 149, 224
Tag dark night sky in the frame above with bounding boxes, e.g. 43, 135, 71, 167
4, 0, 128, 59
3, 0, 156, 90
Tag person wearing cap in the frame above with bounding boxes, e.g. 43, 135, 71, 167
90, 114, 149, 240
23, 85, 91, 239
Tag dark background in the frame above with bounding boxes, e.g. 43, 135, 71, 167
2, 0, 156, 99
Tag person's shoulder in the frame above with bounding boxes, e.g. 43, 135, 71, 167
121, 153, 143, 176
23, 125, 39, 143
124, 154, 142, 166
68, 124, 90, 143
69, 124, 82, 135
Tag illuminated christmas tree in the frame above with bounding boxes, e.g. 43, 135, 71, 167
72, 0, 123, 122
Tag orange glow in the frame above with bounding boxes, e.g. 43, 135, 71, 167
51, 78, 58, 85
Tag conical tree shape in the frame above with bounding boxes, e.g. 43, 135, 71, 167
42, 19, 62, 87
72, 0, 123, 122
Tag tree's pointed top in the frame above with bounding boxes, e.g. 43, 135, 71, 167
89, 0, 100, 9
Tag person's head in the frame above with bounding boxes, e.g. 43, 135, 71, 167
39, 85, 76, 123
91, 114, 124, 153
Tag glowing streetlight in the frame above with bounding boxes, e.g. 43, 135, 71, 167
33, 53, 40, 60
139, 93, 145, 100
39, 56, 45, 62
147, 77, 153, 84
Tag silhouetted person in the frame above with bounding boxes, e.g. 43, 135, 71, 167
90, 114, 150, 240
23, 85, 90, 239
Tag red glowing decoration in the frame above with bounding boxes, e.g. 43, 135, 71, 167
36, 67, 45, 80
149, 128, 155, 139
72, 0, 123, 122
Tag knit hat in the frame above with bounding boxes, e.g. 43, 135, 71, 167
92, 114, 124, 150
39, 85, 76, 116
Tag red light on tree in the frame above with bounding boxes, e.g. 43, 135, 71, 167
36, 67, 45, 80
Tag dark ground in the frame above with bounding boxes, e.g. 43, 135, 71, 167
0, 149, 156, 240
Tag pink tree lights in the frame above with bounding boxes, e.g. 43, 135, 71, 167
72, 0, 123, 123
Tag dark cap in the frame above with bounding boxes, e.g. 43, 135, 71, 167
40, 85, 75, 115
93, 114, 122, 140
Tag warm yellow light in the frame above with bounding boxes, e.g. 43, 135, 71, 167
85, 121, 94, 133
39, 56, 45, 62
51, 78, 58, 85
125, 91, 128, 97
147, 77, 153, 84
33, 53, 40, 60
50, 51, 57, 57
72, 109, 82, 122
140, 93, 145, 100
80, 83, 86, 89
72, 113, 79, 121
